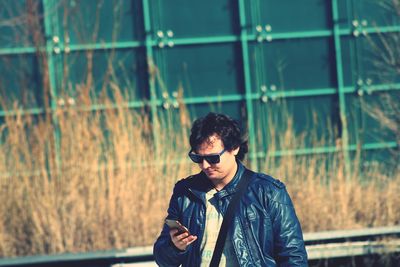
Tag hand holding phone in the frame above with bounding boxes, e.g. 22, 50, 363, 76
165, 219, 197, 251
165, 219, 190, 235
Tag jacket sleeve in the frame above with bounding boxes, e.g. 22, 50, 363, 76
269, 185, 308, 267
153, 182, 190, 266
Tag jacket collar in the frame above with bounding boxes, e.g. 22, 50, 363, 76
188, 160, 245, 202
214, 160, 245, 200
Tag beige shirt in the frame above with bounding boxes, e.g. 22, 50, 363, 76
200, 189, 239, 267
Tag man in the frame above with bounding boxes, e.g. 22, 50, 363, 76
154, 112, 308, 266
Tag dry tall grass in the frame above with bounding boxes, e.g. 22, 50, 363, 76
0, 88, 399, 258
0, 87, 196, 257
0, 0, 399, 260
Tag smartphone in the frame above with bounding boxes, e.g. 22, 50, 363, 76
165, 219, 190, 235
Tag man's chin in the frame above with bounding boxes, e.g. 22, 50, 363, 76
204, 171, 219, 179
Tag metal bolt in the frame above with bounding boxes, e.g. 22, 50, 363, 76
173, 101, 179, 108
270, 84, 277, 91
261, 95, 268, 103
167, 30, 174, 37
257, 36, 263, 43
58, 98, 65, 106
167, 41, 174, 47
157, 31, 164, 38
266, 35, 272, 42
361, 20, 368, 27
163, 102, 170, 109
172, 91, 178, 98
265, 24, 272, 32
357, 89, 364, 96
53, 36, 59, 43
162, 92, 169, 99
65, 46, 71, 54
54, 47, 61, 54
353, 30, 360, 37
261, 85, 267, 92
352, 20, 359, 27
256, 25, 263, 32
366, 78, 372, 85
357, 79, 364, 86
67, 97, 75, 105
158, 41, 165, 48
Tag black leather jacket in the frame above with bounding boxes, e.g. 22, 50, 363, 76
154, 162, 308, 266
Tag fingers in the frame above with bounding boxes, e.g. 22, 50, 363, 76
169, 229, 197, 251
186, 235, 198, 245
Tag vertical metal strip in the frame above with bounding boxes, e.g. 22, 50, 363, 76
353, 0, 366, 144
347, 0, 359, 145
332, 0, 351, 178
42, 0, 61, 176
142, 0, 160, 151
238, 0, 258, 171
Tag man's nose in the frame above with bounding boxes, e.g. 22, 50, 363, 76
199, 159, 211, 169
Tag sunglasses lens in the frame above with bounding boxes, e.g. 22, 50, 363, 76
205, 155, 220, 164
189, 153, 203, 163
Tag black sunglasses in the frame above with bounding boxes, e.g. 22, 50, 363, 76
188, 149, 226, 164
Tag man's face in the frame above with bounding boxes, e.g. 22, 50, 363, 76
195, 135, 239, 187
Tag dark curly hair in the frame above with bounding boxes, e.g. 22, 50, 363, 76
189, 112, 248, 161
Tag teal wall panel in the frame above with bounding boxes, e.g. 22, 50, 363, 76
183, 101, 245, 124
346, 92, 398, 145
59, 48, 148, 103
0, 1, 43, 49
0, 54, 43, 110
246, 0, 331, 33
339, 36, 357, 87
249, 38, 336, 92
0, 0, 399, 173
154, 43, 244, 98
353, 0, 400, 27
358, 33, 400, 85
57, 0, 145, 44
150, 0, 239, 38
252, 95, 339, 152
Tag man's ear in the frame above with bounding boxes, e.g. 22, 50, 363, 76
232, 146, 240, 156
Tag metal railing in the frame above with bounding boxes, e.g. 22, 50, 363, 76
0, 225, 399, 267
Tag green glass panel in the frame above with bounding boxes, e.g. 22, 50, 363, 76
252, 95, 339, 153
57, 0, 144, 45
150, 0, 239, 38
358, 33, 400, 85
353, 0, 400, 27
154, 43, 244, 98
336, 0, 354, 30
339, 36, 358, 87
245, 0, 330, 34
350, 148, 398, 177
345, 92, 398, 146
0, 0, 43, 48
60, 48, 148, 104
249, 38, 336, 92
0, 54, 42, 110
184, 101, 246, 122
